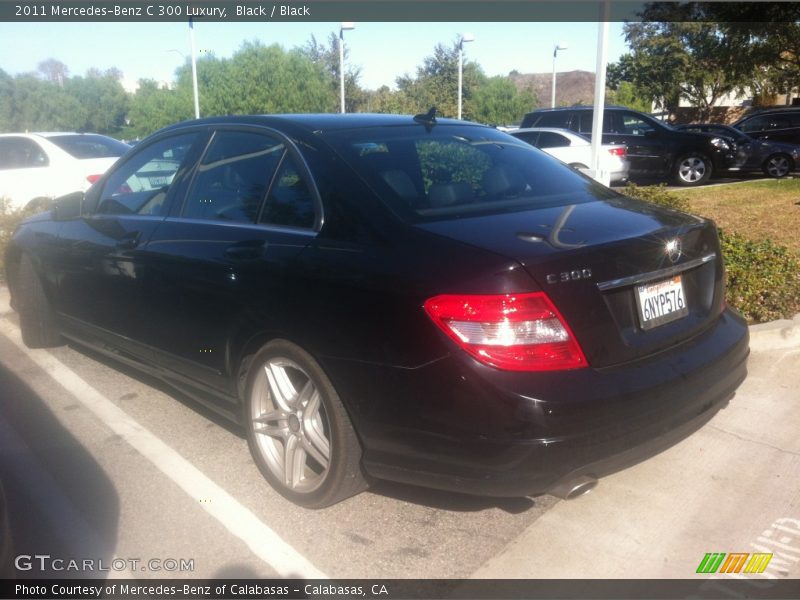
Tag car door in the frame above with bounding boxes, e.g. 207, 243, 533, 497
53, 130, 205, 360
139, 126, 321, 396
0, 136, 52, 208
600, 111, 667, 175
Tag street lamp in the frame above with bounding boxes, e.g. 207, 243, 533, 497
189, 18, 200, 119
551, 41, 568, 109
339, 22, 355, 113
458, 32, 474, 120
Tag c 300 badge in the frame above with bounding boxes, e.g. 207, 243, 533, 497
546, 268, 593, 284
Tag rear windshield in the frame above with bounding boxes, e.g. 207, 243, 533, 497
47, 134, 130, 159
322, 124, 615, 223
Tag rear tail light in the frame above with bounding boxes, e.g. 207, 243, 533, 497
607, 147, 626, 157
86, 174, 102, 184
423, 292, 588, 371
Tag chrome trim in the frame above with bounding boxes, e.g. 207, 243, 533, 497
597, 253, 716, 292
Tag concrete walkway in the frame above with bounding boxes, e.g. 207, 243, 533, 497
472, 315, 800, 580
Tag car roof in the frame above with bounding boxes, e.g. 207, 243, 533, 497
158, 113, 476, 135
512, 127, 587, 139
525, 105, 630, 114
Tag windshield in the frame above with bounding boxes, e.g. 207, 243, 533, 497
47, 134, 131, 159
322, 125, 616, 223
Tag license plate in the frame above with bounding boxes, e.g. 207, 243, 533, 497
148, 176, 170, 186
635, 275, 688, 330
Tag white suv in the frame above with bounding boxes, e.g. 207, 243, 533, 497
0, 132, 130, 211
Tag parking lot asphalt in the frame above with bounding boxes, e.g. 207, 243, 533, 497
0, 283, 798, 582
473, 315, 800, 580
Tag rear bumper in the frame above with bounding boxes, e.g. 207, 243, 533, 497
327, 309, 749, 497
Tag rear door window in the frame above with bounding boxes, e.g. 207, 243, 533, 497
537, 132, 571, 148
183, 130, 285, 223
0, 137, 49, 169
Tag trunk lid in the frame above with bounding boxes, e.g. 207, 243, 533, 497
417, 197, 724, 368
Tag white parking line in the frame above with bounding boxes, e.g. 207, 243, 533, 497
0, 316, 328, 579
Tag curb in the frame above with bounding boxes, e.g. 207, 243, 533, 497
748, 313, 800, 352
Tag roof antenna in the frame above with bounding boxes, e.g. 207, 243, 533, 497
414, 106, 437, 130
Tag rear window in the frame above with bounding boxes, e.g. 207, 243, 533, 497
46, 134, 130, 159
323, 125, 615, 223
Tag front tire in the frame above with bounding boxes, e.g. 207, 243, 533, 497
673, 153, 712, 186
762, 153, 793, 178
17, 254, 63, 348
243, 339, 367, 508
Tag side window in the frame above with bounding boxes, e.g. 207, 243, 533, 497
184, 131, 284, 223
577, 112, 593, 134
537, 132, 570, 148
0, 137, 49, 170
513, 132, 539, 146
620, 113, 655, 136
739, 115, 771, 133
97, 133, 198, 216
535, 112, 572, 129
259, 154, 316, 229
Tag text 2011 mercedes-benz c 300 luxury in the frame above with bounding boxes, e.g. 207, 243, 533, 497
5, 114, 749, 507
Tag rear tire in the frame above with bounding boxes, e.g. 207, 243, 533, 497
762, 153, 793, 178
243, 339, 367, 508
673, 152, 712, 186
17, 254, 63, 348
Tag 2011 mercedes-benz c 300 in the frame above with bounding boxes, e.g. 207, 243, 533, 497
5, 113, 749, 508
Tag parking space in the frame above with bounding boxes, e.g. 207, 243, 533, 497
1, 285, 798, 582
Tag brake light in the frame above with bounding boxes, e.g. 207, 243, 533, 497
86, 174, 102, 184
423, 292, 588, 371
607, 147, 626, 157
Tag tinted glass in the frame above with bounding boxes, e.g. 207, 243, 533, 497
183, 131, 284, 223
533, 112, 571, 128
259, 154, 316, 229
324, 125, 615, 223
537, 132, 570, 148
512, 131, 539, 146
620, 113, 655, 136
96, 133, 198, 216
47, 134, 130, 159
0, 137, 49, 169
740, 115, 774, 133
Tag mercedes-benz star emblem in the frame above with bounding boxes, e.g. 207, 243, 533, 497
665, 238, 682, 263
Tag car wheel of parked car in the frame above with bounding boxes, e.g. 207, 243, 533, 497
17, 254, 63, 348
674, 153, 712, 186
243, 339, 367, 508
762, 153, 793, 178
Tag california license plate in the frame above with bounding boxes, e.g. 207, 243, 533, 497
635, 275, 688, 330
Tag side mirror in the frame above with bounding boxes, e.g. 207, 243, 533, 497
52, 191, 84, 221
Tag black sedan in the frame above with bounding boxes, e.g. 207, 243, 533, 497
676, 123, 800, 178
5, 114, 749, 508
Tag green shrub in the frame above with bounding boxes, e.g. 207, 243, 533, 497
619, 182, 692, 212
719, 230, 800, 323
618, 184, 800, 323
0, 199, 40, 283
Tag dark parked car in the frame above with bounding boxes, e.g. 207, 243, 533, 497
733, 108, 800, 145
521, 106, 737, 186
675, 123, 800, 177
5, 114, 749, 508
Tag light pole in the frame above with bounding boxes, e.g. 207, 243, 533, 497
339, 22, 355, 113
551, 42, 568, 109
458, 33, 474, 120
188, 18, 200, 119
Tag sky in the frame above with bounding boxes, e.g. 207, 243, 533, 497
1, 21, 629, 92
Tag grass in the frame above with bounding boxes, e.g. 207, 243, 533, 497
673, 178, 800, 254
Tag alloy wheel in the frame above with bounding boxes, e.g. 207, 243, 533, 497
765, 155, 791, 177
678, 156, 707, 183
250, 357, 331, 493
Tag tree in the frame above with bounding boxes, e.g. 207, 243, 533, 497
467, 76, 536, 125
394, 41, 484, 118
301, 33, 367, 112
37, 58, 69, 86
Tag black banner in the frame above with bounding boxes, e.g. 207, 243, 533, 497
2, 1, 800, 23
3, 579, 800, 600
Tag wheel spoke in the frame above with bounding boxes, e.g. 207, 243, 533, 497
284, 435, 306, 488
253, 410, 289, 439
264, 363, 297, 411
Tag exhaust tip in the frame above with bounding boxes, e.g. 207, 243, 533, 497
550, 475, 598, 500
